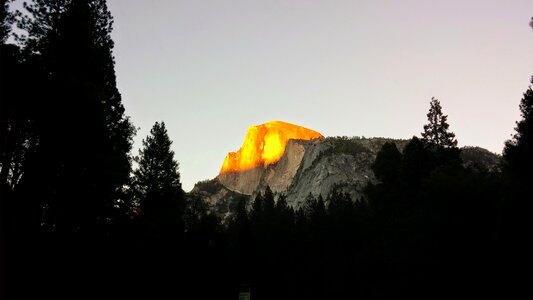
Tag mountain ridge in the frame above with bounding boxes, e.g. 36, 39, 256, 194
191, 136, 501, 218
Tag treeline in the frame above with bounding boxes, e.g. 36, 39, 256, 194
1, 1, 532, 299
221, 97, 531, 299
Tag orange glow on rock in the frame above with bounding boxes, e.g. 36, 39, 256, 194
220, 121, 323, 174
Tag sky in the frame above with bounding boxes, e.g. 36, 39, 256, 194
102, 0, 533, 191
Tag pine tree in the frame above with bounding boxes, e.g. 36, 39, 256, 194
274, 194, 294, 229
0, 43, 33, 192
226, 196, 252, 283
183, 194, 219, 241
10, 0, 135, 232
1, 1, 41, 193
262, 186, 275, 219
133, 121, 183, 222
249, 186, 275, 228
504, 76, 533, 180
422, 97, 458, 148
249, 186, 276, 247
327, 189, 353, 218
304, 193, 326, 227
372, 142, 402, 184
228, 197, 249, 238
249, 192, 263, 226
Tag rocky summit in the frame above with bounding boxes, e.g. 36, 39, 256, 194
219, 120, 323, 174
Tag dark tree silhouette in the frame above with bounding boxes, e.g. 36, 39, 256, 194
2, 2, 136, 299
304, 193, 326, 228
231, 196, 249, 230
1, 1, 39, 193
10, 0, 136, 232
0, 45, 39, 193
501, 76, 533, 295
133, 121, 183, 223
401, 137, 434, 183
327, 189, 353, 220
226, 197, 253, 293
504, 76, 533, 180
372, 141, 402, 184
263, 186, 275, 212
421, 97, 458, 148
249, 191, 263, 225
274, 194, 294, 233
183, 194, 219, 238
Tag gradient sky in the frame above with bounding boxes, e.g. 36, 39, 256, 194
101, 0, 533, 191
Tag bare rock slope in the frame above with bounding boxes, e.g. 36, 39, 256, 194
194, 137, 408, 208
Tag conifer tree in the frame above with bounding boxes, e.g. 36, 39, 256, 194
262, 186, 275, 219
327, 189, 353, 218
226, 196, 252, 279
1, 0, 41, 193
304, 193, 326, 226
372, 142, 402, 184
504, 76, 533, 180
233, 197, 249, 227
250, 192, 263, 225
421, 97, 458, 148
134, 121, 183, 222
11, 0, 135, 231
274, 194, 294, 229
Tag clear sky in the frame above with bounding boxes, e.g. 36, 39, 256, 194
103, 0, 533, 191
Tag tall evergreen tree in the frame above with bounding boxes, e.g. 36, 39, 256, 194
304, 193, 326, 228
262, 186, 275, 219
504, 76, 533, 180
228, 197, 249, 236
327, 189, 353, 220
0, 0, 38, 192
249, 192, 263, 226
274, 194, 294, 231
502, 77, 533, 270
249, 186, 275, 228
5, 0, 136, 232
133, 121, 183, 223
421, 97, 458, 148
226, 196, 252, 287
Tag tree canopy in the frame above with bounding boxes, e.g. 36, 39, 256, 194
133, 121, 183, 222
421, 97, 458, 148
1, 0, 136, 233
504, 76, 533, 180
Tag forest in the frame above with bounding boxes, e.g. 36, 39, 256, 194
1, 1, 532, 299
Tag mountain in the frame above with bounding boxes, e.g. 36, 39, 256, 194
191, 121, 501, 218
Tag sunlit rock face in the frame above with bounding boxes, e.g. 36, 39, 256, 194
218, 139, 317, 195
219, 120, 323, 174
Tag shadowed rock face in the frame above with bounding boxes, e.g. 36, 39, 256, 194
213, 137, 411, 207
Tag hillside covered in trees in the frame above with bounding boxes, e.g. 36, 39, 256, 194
1, 1, 532, 299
